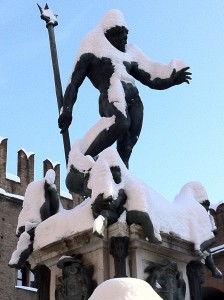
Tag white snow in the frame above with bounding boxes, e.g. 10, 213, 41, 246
67, 117, 116, 172
0, 188, 24, 201
15, 286, 37, 292
87, 149, 125, 201
88, 278, 162, 300
16, 169, 56, 235
93, 215, 106, 237
45, 157, 60, 168
33, 148, 214, 252
45, 169, 56, 185
70, 9, 188, 117
0, 136, 7, 143
9, 231, 32, 266
9, 169, 59, 266
21, 148, 35, 158
34, 197, 94, 250
6, 172, 20, 183
16, 181, 44, 232
41, 6, 58, 25
99, 9, 127, 32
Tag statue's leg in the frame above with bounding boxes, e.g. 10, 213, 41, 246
8, 228, 35, 269
126, 210, 161, 244
85, 98, 130, 158
205, 253, 223, 278
200, 237, 216, 252
117, 96, 143, 168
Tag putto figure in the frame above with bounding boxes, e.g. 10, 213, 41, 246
59, 9, 191, 168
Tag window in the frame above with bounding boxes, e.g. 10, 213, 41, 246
16, 263, 35, 288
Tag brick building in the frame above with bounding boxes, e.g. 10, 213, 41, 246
0, 136, 224, 299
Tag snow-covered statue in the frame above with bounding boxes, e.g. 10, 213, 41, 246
58, 9, 191, 173
9, 169, 60, 269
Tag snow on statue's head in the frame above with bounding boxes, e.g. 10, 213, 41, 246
180, 181, 209, 204
45, 169, 56, 185
99, 9, 128, 32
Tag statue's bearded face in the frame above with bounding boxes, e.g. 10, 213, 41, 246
105, 26, 128, 52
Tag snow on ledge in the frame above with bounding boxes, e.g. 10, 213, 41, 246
0, 188, 24, 201
6, 172, 20, 183
15, 286, 37, 292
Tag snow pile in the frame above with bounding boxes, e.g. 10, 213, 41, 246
34, 197, 94, 250
33, 148, 214, 252
88, 278, 162, 300
6, 172, 20, 183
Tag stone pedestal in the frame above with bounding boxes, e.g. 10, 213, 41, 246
29, 222, 200, 300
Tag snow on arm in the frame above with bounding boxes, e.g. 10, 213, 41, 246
127, 44, 188, 80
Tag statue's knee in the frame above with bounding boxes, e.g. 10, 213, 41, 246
115, 114, 130, 133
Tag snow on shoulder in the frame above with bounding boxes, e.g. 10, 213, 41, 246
88, 278, 162, 300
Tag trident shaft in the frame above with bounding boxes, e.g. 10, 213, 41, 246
37, 3, 71, 165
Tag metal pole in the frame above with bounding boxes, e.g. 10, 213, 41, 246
37, 4, 71, 165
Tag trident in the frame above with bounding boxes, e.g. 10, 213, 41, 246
37, 3, 71, 165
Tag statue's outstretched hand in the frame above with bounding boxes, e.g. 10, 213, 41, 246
58, 109, 72, 133
170, 67, 192, 85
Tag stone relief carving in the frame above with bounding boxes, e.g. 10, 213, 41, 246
55, 255, 96, 300
145, 259, 186, 300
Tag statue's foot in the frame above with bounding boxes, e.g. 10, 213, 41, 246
213, 268, 223, 279
146, 235, 162, 245
93, 215, 107, 238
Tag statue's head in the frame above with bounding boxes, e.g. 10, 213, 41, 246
100, 9, 128, 52
105, 25, 128, 52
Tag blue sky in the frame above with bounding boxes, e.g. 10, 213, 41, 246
1, 1, 224, 203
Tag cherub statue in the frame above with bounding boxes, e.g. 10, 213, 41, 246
9, 169, 60, 269
58, 9, 191, 169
